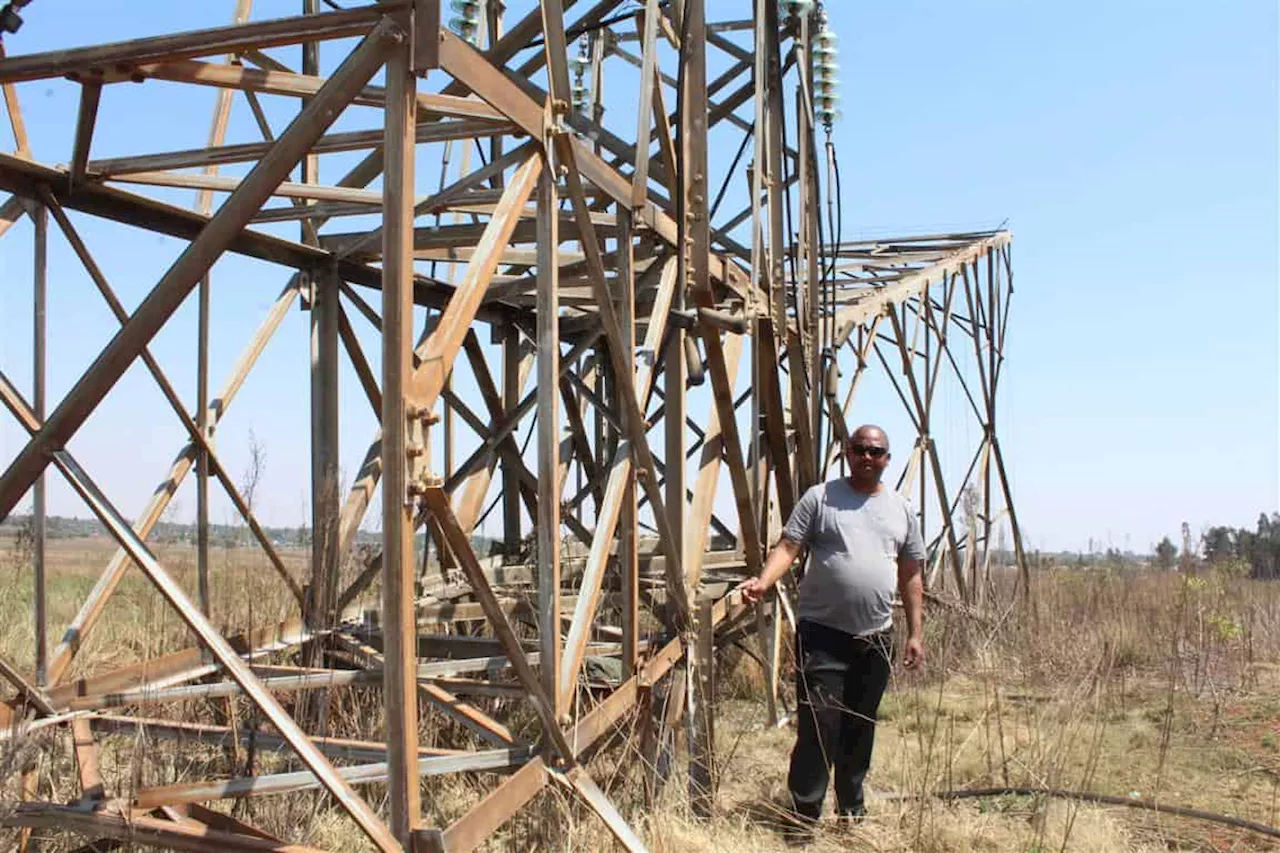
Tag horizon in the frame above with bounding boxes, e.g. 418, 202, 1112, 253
0, 508, 1221, 559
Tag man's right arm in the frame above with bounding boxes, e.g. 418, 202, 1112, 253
738, 536, 804, 604
736, 487, 816, 604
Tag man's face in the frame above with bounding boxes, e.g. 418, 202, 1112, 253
845, 432, 890, 481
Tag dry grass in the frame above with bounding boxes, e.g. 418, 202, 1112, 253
0, 534, 1277, 852
686, 566, 1280, 853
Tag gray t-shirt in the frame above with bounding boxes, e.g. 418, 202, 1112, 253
782, 479, 926, 637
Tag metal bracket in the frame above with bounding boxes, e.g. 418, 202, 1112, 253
410, 0, 441, 74
405, 404, 439, 506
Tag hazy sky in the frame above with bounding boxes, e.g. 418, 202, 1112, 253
0, 0, 1275, 556
820, 0, 1278, 554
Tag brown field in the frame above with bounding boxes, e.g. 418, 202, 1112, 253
0, 533, 1277, 852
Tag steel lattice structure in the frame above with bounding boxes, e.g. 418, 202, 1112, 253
0, 1, 1025, 850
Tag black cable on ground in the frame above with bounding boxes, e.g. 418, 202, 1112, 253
877, 786, 1280, 842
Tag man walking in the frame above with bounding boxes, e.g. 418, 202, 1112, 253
738, 424, 925, 837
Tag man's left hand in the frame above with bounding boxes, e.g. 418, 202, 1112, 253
902, 636, 924, 670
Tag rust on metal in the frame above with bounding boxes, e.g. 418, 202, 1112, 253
0, 1, 1023, 850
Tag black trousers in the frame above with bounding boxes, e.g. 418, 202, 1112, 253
787, 619, 895, 821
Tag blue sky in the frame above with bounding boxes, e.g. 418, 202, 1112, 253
0, 0, 1276, 556
821, 0, 1279, 555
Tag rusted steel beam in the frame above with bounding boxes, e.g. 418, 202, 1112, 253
134, 58, 508, 122
132, 746, 532, 810
194, 0, 251, 635
0, 40, 31, 155
70, 717, 104, 802
629, 0, 661, 210
181, 805, 281, 843
31, 202, 47, 686
0, 5, 402, 84
380, 28, 422, 844
536, 158, 563, 715
458, 332, 541, 527
429, 756, 548, 853
0, 649, 54, 715
0, 193, 24, 239
89, 118, 506, 177
666, 0, 694, 628
411, 0, 441, 73
686, 325, 763, 575
322, 213, 619, 258
108, 169, 392, 204
68, 80, 102, 185
616, 209, 640, 674
89, 714, 466, 763
309, 264, 342, 631
4, 805, 332, 853
338, 302, 382, 414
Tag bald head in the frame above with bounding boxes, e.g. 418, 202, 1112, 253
844, 424, 891, 491
849, 424, 889, 451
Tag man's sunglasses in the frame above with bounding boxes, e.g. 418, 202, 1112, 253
848, 444, 888, 458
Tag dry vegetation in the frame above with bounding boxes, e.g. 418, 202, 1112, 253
0, 532, 1277, 852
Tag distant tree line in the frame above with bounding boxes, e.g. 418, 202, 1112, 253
1200, 512, 1279, 579
1151, 512, 1279, 579
2, 512, 503, 562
